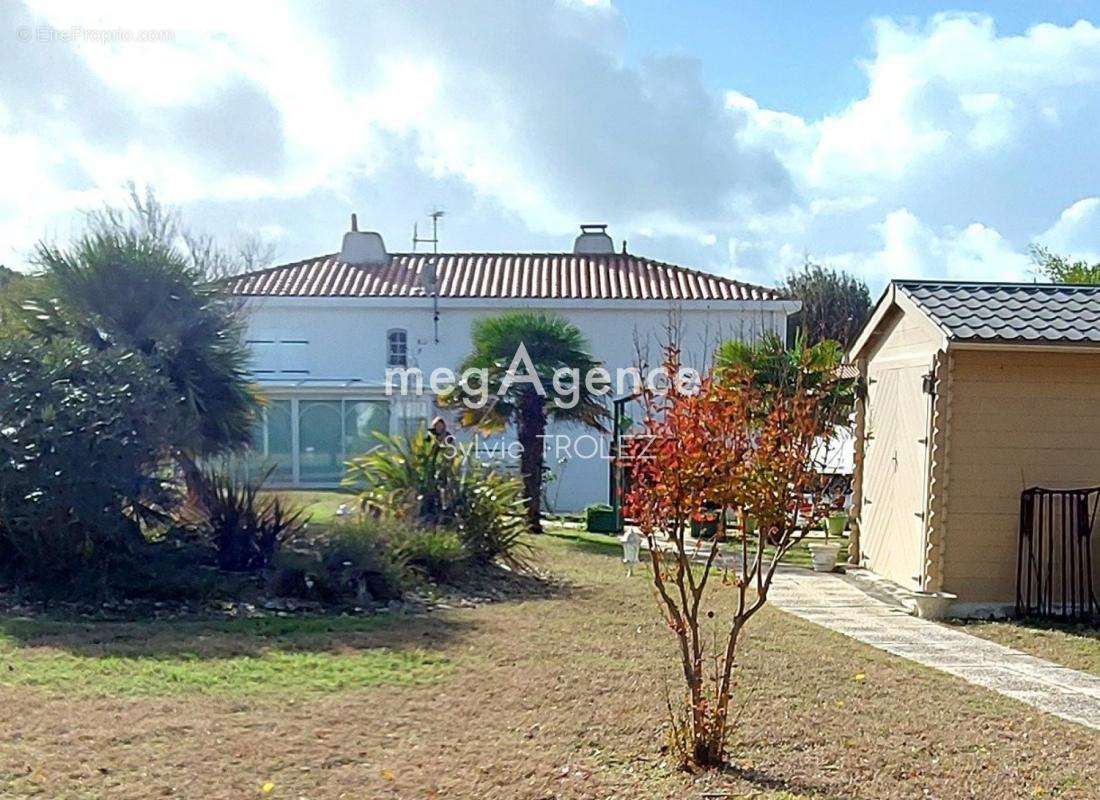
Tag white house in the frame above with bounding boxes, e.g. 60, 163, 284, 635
228, 218, 798, 511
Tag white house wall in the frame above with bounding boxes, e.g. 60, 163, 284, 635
242, 296, 794, 511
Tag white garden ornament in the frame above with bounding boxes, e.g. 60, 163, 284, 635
619, 528, 641, 576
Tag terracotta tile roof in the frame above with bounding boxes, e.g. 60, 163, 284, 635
896, 280, 1100, 345
228, 252, 784, 302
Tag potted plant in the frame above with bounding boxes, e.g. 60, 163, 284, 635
825, 509, 849, 537
690, 504, 721, 540
807, 496, 846, 572
585, 503, 620, 534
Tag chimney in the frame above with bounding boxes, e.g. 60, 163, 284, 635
573, 223, 614, 255
339, 213, 388, 265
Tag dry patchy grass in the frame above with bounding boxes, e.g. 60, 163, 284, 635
0, 534, 1097, 799
950, 618, 1100, 677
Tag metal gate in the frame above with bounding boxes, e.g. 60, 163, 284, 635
1017, 487, 1100, 620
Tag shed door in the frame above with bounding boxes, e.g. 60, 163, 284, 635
862, 364, 931, 589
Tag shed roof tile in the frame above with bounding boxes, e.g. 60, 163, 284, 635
896, 281, 1100, 345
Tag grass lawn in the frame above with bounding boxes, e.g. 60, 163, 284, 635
950, 618, 1100, 677
264, 488, 356, 525
1, 536, 1097, 799
545, 526, 849, 569
0, 616, 450, 697
275, 490, 850, 569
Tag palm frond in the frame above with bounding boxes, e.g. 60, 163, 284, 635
22, 223, 260, 457
444, 311, 609, 429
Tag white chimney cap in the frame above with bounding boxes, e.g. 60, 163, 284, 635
339, 214, 388, 265
573, 223, 614, 255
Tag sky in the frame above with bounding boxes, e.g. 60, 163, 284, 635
2, 1, 1099, 293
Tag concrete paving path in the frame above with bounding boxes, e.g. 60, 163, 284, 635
768, 567, 1100, 731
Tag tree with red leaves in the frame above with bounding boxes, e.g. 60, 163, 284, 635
623, 335, 855, 769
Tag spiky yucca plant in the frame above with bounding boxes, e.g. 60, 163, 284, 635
344, 432, 528, 564
189, 466, 307, 572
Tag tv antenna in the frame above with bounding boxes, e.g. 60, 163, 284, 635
413, 210, 445, 344
412, 209, 445, 253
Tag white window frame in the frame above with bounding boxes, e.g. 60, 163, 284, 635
386, 328, 408, 368
246, 335, 310, 376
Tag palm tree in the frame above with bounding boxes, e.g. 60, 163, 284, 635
715, 332, 856, 431
443, 312, 607, 533
20, 197, 258, 493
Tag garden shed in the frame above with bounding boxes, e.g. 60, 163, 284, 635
847, 280, 1100, 616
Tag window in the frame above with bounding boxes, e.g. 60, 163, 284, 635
242, 399, 293, 481
238, 398, 390, 485
298, 400, 344, 482
387, 329, 408, 367
297, 398, 390, 483
246, 336, 310, 376
395, 398, 430, 437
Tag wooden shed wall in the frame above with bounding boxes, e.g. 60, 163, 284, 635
942, 348, 1100, 604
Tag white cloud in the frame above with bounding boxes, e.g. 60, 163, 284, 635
1, 0, 798, 267
728, 13, 1100, 289
879, 212, 1031, 282
807, 14, 1100, 188
1037, 198, 1100, 262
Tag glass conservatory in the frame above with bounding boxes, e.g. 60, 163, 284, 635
242, 389, 430, 486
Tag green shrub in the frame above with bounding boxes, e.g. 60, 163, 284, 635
270, 518, 471, 603
343, 431, 452, 523
344, 432, 527, 564
317, 519, 408, 602
23, 196, 260, 465
0, 337, 179, 587
266, 548, 328, 600
394, 527, 466, 582
92, 540, 228, 603
189, 466, 307, 572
